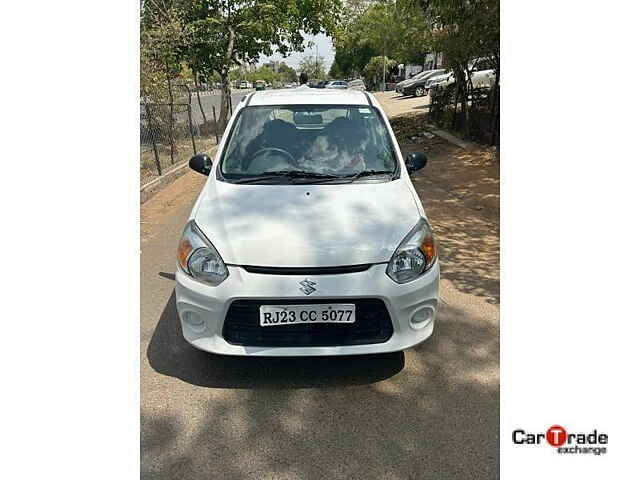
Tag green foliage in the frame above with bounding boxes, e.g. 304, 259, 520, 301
364, 56, 397, 89
177, 0, 342, 74
332, 0, 430, 78
141, 0, 343, 123
278, 63, 299, 82
298, 54, 327, 80
140, 5, 188, 102
419, 0, 499, 138
328, 61, 343, 79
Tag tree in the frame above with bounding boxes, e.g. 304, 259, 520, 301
364, 56, 397, 90
418, 0, 499, 137
332, 1, 429, 81
278, 63, 299, 82
141, 4, 187, 103
140, 3, 190, 164
177, 0, 342, 127
328, 61, 343, 79
298, 54, 327, 80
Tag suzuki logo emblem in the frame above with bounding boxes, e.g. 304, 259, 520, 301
299, 279, 317, 295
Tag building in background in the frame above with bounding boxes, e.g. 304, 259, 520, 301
424, 52, 445, 70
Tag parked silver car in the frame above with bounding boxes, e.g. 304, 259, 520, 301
347, 79, 366, 91
325, 80, 349, 89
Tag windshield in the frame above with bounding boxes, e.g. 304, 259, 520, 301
409, 71, 429, 81
431, 72, 451, 82
220, 105, 398, 180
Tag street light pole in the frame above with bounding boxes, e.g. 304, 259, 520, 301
382, 46, 386, 92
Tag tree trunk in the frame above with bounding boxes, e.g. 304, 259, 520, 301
454, 65, 469, 139
218, 26, 236, 130
490, 57, 500, 145
451, 85, 459, 130
465, 67, 475, 139
194, 73, 207, 125
219, 71, 232, 130
165, 60, 176, 165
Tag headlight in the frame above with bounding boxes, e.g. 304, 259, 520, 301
386, 219, 437, 284
177, 220, 228, 286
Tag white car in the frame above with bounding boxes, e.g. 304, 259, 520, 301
176, 88, 440, 356
468, 57, 497, 88
347, 79, 366, 91
428, 64, 496, 95
427, 71, 455, 91
325, 80, 349, 89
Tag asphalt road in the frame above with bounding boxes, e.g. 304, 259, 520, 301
141, 109, 500, 479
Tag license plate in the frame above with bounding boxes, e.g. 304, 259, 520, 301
259, 304, 356, 327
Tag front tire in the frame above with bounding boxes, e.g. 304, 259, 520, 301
415, 86, 425, 97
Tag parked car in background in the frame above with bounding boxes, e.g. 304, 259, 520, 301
425, 71, 455, 95
427, 65, 496, 97
178, 88, 439, 356
239, 80, 249, 89
468, 57, 497, 89
395, 70, 430, 93
325, 80, 348, 89
347, 79, 366, 91
255, 80, 266, 91
401, 69, 446, 97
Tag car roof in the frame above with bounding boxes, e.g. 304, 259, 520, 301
247, 88, 370, 106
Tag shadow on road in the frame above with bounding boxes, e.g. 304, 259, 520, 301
401, 141, 500, 305
147, 292, 405, 389
142, 296, 499, 479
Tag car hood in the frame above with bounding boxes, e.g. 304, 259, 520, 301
193, 178, 421, 267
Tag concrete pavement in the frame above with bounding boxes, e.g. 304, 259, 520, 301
140, 103, 499, 479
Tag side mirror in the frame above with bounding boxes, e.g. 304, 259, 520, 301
405, 152, 427, 174
189, 153, 212, 176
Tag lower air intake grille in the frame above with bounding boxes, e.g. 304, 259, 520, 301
222, 298, 393, 347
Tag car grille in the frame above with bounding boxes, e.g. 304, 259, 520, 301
242, 264, 371, 275
222, 298, 394, 347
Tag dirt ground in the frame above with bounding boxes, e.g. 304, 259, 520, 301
374, 90, 432, 118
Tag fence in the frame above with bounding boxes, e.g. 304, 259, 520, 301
428, 83, 499, 145
140, 101, 223, 185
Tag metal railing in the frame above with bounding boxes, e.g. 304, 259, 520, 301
140, 102, 221, 185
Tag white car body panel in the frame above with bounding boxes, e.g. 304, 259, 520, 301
177, 89, 437, 356
194, 180, 421, 267
176, 263, 439, 356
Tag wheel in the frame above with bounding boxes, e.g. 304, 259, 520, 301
415, 86, 425, 97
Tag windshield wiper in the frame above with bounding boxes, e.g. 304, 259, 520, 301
344, 170, 394, 183
230, 170, 342, 184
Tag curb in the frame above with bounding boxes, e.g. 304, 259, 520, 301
140, 161, 191, 204
140, 146, 217, 204
428, 127, 471, 149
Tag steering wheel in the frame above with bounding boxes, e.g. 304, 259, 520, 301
247, 147, 298, 171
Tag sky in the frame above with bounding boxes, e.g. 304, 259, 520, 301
258, 32, 335, 72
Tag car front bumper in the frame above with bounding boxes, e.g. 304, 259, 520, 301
175, 262, 440, 356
